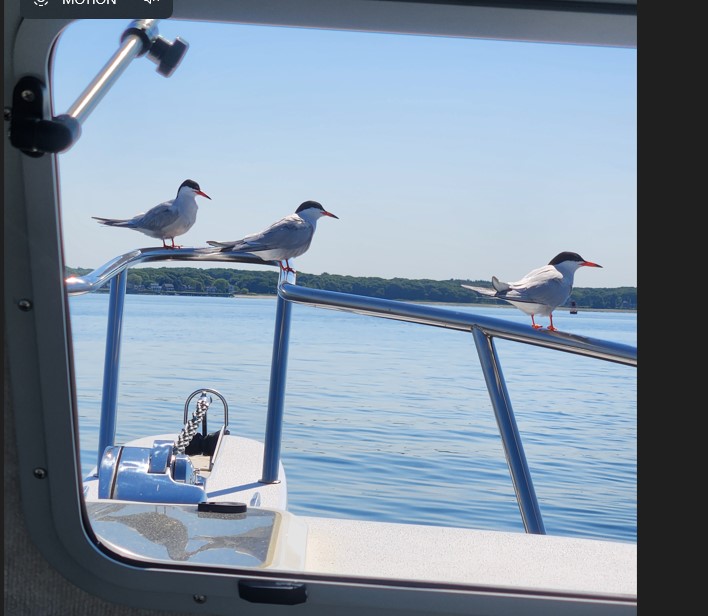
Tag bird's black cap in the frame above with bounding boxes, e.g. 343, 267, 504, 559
549, 252, 585, 265
180, 179, 202, 191
296, 201, 339, 219
296, 201, 325, 213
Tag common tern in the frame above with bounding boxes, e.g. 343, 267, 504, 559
461, 251, 602, 331
92, 179, 211, 249
206, 200, 338, 272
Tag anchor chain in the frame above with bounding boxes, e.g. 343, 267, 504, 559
173, 391, 212, 454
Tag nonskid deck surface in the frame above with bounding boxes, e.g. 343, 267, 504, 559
300, 517, 636, 597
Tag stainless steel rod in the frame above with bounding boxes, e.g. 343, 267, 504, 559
66, 20, 159, 125
96, 270, 127, 473
472, 328, 545, 534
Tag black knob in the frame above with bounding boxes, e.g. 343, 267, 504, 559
148, 36, 189, 78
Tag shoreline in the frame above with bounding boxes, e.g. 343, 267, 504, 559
82, 291, 636, 313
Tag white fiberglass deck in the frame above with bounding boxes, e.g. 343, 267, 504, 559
83, 433, 635, 600
301, 517, 636, 597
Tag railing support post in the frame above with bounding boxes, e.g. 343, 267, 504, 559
95, 270, 127, 473
471, 327, 546, 534
260, 291, 292, 483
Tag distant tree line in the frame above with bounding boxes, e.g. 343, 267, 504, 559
65, 266, 637, 310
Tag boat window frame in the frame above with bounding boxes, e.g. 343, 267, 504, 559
4, 3, 636, 614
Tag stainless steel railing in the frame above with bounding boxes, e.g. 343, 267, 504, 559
274, 271, 635, 535
67, 246, 636, 535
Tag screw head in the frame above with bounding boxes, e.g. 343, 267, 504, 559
18, 299, 32, 311
21, 90, 35, 102
193, 594, 207, 604
33, 468, 47, 479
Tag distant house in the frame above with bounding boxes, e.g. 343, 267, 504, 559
162, 283, 175, 293
149, 282, 161, 292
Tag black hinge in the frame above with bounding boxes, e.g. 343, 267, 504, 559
9, 76, 81, 157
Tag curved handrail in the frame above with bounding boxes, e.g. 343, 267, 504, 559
65, 246, 279, 296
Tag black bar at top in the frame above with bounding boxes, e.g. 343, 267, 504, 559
20, 0, 173, 20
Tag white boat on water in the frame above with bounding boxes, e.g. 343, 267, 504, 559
4, 2, 636, 615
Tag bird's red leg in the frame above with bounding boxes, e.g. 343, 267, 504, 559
282, 260, 296, 273
531, 315, 542, 329
547, 313, 557, 331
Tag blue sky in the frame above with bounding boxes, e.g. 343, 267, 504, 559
51, 18, 636, 287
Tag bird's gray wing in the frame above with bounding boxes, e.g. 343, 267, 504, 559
92, 200, 177, 231
209, 218, 310, 253
249, 219, 311, 252
511, 278, 568, 306
505, 267, 566, 305
134, 204, 180, 234
511, 265, 561, 289
92, 216, 132, 227
461, 284, 497, 297
461, 281, 544, 306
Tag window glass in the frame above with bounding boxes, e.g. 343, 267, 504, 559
52, 18, 636, 578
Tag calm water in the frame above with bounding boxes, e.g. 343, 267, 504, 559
69, 293, 636, 543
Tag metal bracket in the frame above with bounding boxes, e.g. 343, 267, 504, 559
7, 19, 189, 158
9, 76, 81, 157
